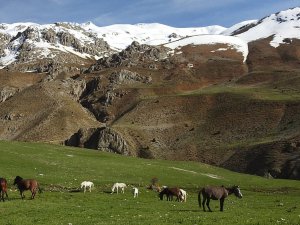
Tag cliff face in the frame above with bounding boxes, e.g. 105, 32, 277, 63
65, 127, 130, 155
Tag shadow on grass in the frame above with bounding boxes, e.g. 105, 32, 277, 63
69, 189, 81, 193
171, 209, 201, 213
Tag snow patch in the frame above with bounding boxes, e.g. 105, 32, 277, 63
169, 167, 223, 179
169, 167, 197, 174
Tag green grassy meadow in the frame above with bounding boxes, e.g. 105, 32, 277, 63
0, 141, 299, 225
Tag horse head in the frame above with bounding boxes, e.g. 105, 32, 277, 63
232, 185, 243, 198
158, 188, 167, 200
13, 176, 23, 185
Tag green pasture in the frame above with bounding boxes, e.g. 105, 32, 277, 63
0, 141, 299, 225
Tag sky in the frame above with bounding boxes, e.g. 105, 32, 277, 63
0, 0, 299, 28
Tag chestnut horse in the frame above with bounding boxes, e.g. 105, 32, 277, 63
0, 178, 8, 202
13, 176, 42, 200
159, 187, 181, 201
198, 185, 243, 212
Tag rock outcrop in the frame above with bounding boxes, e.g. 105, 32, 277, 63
0, 86, 19, 102
65, 127, 131, 155
88, 41, 171, 72
0, 24, 113, 73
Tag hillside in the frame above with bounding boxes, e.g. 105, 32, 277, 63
0, 8, 300, 180
0, 141, 299, 225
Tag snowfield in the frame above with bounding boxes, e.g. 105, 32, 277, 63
81, 22, 226, 50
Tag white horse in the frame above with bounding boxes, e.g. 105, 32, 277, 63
111, 182, 126, 194
132, 187, 139, 198
81, 181, 94, 193
179, 189, 187, 202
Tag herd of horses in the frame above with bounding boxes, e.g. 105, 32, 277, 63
0, 176, 243, 212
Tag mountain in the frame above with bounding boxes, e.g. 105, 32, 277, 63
0, 22, 226, 72
232, 7, 300, 47
0, 7, 299, 180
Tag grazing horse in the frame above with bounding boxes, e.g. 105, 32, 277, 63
13, 176, 41, 200
179, 189, 187, 202
198, 185, 243, 212
159, 187, 181, 201
81, 181, 94, 193
132, 187, 139, 198
111, 183, 127, 194
0, 178, 8, 202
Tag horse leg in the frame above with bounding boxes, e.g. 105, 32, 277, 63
202, 196, 206, 211
0, 191, 3, 202
20, 191, 24, 199
206, 198, 212, 212
31, 190, 35, 199
220, 198, 225, 211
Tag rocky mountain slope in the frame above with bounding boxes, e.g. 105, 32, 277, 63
0, 7, 299, 179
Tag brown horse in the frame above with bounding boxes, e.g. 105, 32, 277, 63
198, 185, 243, 212
0, 178, 8, 202
13, 176, 42, 200
159, 187, 181, 201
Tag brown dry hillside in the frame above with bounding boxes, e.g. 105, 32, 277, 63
0, 71, 101, 143
0, 39, 300, 179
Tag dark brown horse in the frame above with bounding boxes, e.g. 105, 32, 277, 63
0, 178, 8, 202
159, 187, 181, 201
13, 176, 42, 200
198, 185, 243, 212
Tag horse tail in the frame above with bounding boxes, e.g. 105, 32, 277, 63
198, 190, 201, 208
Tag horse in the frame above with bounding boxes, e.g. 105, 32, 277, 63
132, 187, 139, 198
0, 178, 8, 202
111, 183, 127, 194
159, 187, 181, 201
13, 176, 42, 200
81, 181, 94, 193
179, 189, 187, 202
198, 185, 243, 212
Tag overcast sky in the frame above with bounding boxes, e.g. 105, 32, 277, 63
0, 0, 299, 27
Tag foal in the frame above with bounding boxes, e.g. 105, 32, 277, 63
132, 187, 139, 198
0, 178, 8, 202
81, 181, 94, 193
198, 185, 243, 212
13, 176, 41, 200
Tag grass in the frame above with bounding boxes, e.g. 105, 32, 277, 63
0, 141, 299, 225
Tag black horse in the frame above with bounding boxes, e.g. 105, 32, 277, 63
13, 176, 42, 199
198, 185, 243, 212
0, 178, 8, 202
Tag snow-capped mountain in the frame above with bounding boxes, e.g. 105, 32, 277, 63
0, 22, 226, 70
81, 22, 226, 50
1, 7, 300, 71
229, 7, 300, 47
